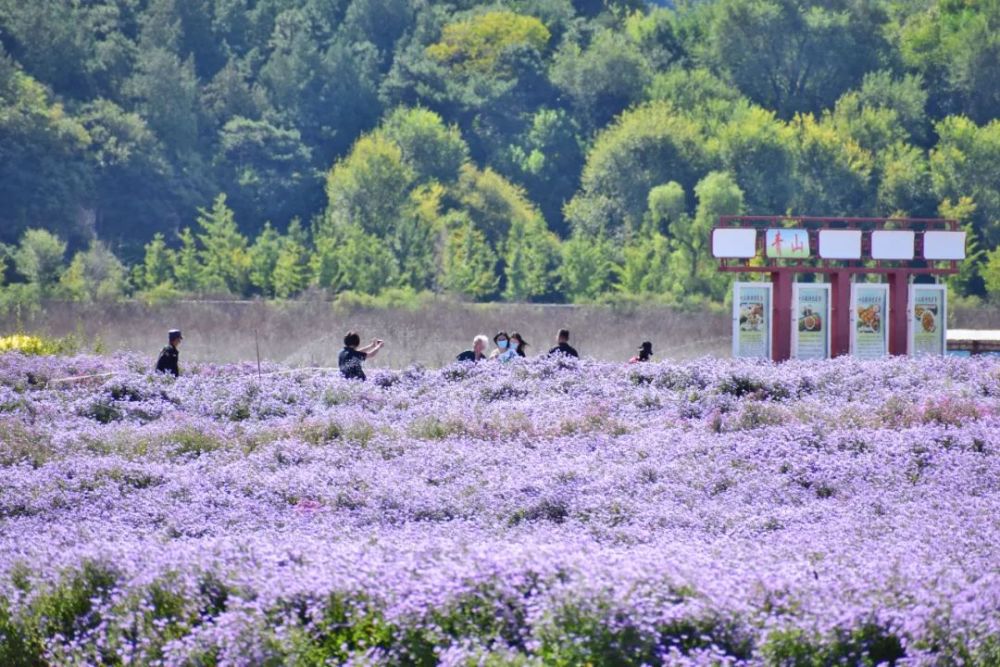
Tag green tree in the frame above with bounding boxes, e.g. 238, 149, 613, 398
0, 244, 10, 288
386, 9, 553, 171
560, 232, 616, 302
704, 0, 889, 117
392, 184, 441, 291
672, 171, 744, 300
78, 99, 178, 251
124, 0, 201, 158
455, 164, 543, 248
983, 246, 1000, 298
646, 182, 687, 237
503, 214, 561, 301
897, 0, 1000, 123
505, 108, 583, 236
647, 67, 748, 122
248, 223, 282, 296
624, 7, 688, 70
380, 106, 469, 183
0, 0, 135, 99
323, 133, 415, 239
566, 102, 708, 238
426, 11, 550, 76
852, 71, 929, 144
196, 194, 250, 295
58, 240, 129, 302
791, 114, 874, 215
259, 11, 381, 157
0, 64, 91, 244
216, 117, 315, 235
339, 0, 415, 68
172, 227, 201, 292
876, 143, 936, 217
201, 58, 261, 126
716, 106, 796, 215
618, 224, 672, 296
313, 224, 399, 295
14, 229, 66, 293
550, 28, 651, 131
137, 233, 174, 290
441, 214, 499, 299
273, 220, 312, 298
930, 116, 1000, 245
940, 197, 985, 297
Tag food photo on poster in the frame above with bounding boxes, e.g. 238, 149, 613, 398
793, 284, 830, 359
852, 284, 889, 358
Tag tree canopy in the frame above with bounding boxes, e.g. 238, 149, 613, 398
1, 0, 999, 304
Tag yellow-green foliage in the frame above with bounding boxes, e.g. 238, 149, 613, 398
427, 12, 550, 75
0, 334, 75, 356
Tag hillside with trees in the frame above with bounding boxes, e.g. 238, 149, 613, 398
2, 0, 1000, 305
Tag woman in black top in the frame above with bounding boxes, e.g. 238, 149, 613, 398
339, 331, 383, 381
510, 332, 528, 357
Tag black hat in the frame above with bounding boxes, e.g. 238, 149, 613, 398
168, 329, 183, 341
639, 341, 653, 354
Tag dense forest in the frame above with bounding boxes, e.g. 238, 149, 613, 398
1, 0, 999, 305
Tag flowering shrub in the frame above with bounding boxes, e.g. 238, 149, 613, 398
0, 334, 76, 356
0, 352, 998, 665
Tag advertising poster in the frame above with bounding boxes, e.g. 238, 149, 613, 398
851, 284, 889, 358
792, 283, 830, 360
909, 284, 947, 356
732, 282, 772, 359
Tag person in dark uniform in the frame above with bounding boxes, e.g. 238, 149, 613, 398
548, 329, 579, 358
339, 331, 383, 381
155, 329, 183, 376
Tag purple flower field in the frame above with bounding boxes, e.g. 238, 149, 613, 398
1, 352, 999, 665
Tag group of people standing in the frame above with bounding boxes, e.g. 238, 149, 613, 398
457, 330, 547, 363
453, 329, 653, 366
153, 327, 652, 382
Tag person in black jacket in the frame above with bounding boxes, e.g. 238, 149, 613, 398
339, 331, 383, 381
155, 329, 183, 377
457, 335, 489, 363
548, 329, 578, 358
630, 341, 653, 363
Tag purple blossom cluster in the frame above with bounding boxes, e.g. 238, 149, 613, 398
1, 351, 999, 665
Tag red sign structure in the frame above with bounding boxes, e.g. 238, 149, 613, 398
712, 216, 965, 362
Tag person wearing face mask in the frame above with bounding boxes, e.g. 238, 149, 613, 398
490, 331, 518, 362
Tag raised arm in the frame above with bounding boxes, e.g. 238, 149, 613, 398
359, 339, 384, 357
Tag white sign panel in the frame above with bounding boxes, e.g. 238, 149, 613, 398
908, 284, 947, 356
819, 230, 862, 259
850, 283, 889, 358
713, 228, 757, 258
871, 231, 915, 260
923, 231, 966, 260
732, 282, 772, 359
791, 283, 831, 360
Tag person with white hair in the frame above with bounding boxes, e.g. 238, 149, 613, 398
456, 334, 489, 363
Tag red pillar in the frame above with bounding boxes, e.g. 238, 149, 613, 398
830, 271, 851, 357
888, 272, 909, 355
771, 271, 793, 362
